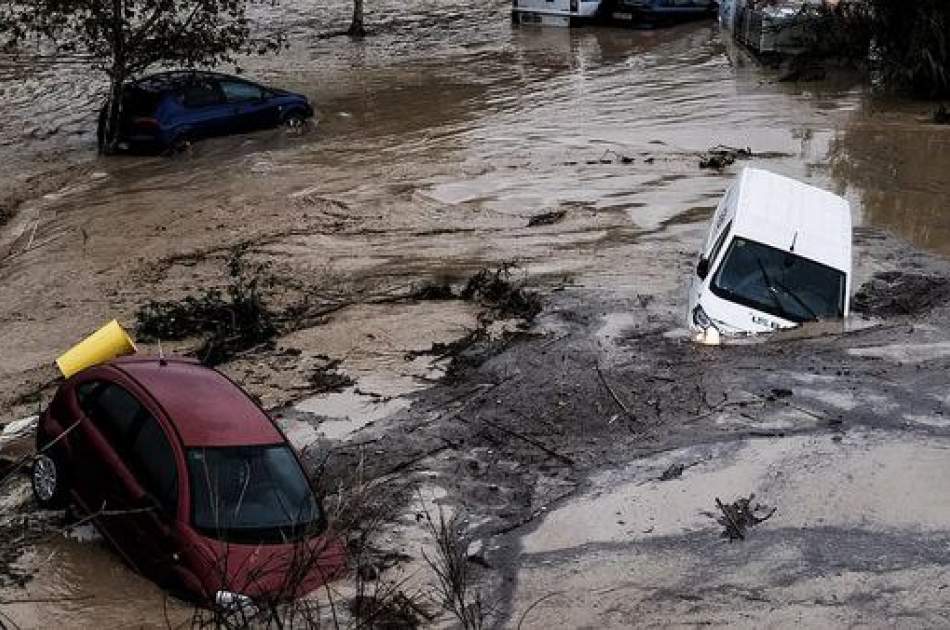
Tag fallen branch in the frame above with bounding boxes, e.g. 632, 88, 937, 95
479, 418, 574, 467
595, 364, 637, 424
517, 592, 564, 630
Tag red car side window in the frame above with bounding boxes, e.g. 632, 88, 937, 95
77, 380, 179, 515
128, 415, 179, 515
81, 382, 142, 452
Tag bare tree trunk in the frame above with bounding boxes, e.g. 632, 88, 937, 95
101, 0, 126, 154
101, 75, 125, 154
348, 0, 365, 37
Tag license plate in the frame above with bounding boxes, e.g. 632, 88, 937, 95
612, 12, 633, 20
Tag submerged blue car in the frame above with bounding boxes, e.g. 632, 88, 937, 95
98, 71, 314, 153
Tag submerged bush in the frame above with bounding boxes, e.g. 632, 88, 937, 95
814, 0, 950, 97
136, 246, 278, 365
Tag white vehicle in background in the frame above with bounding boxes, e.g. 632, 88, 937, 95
688, 168, 852, 342
512, 0, 604, 27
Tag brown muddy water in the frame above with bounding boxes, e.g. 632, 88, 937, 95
2, 0, 950, 627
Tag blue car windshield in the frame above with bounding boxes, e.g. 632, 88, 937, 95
710, 237, 846, 323
188, 445, 323, 543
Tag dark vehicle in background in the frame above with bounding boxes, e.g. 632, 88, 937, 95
611, 0, 718, 25
97, 71, 314, 153
31, 356, 344, 604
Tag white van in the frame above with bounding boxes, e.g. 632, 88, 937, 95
688, 168, 852, 338
512, 0, 603, 26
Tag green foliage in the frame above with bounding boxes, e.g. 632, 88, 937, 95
821, 0, 950, 97
0, 0, 283, 73
868, 0, 950, 97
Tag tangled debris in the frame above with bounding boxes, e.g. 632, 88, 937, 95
403, 265, 542, 382
460, 263, 542, 322
411, 264, 542, 323
309, 358, 356, 394
659, 463, 686, 481
411, 280, 456, 301
135, 247, 278, 365
527, 210, 567, 228
715, 494, 776, 541
852, 271, 950, 317
349, 593, 428, 629
699, 145, 753, 170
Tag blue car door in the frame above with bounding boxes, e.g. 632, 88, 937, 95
178, 78, 230, 138
219, 79, 280, 131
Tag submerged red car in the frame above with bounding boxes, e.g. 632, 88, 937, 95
32, 356, 344, 603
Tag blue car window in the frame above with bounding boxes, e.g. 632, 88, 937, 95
182, 80, 223, 108
220, 80, 264, 102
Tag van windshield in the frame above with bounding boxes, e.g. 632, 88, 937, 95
710, 237, 846, 323
188, 445, 323, 544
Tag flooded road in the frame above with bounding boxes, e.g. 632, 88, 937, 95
3, 0, 950, 627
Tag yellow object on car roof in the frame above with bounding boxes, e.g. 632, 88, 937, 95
56, 319, 137, 378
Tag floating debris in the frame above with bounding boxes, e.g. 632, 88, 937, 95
714, 494, 776, 541
527, 210, 567, 227
699, 145, 753, 170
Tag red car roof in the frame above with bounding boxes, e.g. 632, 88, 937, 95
110, 357, 284, 448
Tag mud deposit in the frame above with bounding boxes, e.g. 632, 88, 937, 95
3, 0, 950, 627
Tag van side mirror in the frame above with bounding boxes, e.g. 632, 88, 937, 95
696, 257, 710, 280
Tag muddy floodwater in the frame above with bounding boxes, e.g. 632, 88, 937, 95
3, 0, 950, 627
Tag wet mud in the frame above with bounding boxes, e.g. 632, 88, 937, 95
852, 270, 950, 318
3, 1, 950, 627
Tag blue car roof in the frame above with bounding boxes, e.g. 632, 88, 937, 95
132, 71, 252, 93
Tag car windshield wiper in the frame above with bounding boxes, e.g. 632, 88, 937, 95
755, 257, 819, 322
755, 257, 785, 311
771, 277, 819, 321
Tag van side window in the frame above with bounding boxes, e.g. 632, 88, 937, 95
128, 415, 179, 515
707, 220, 733, 269
83, 383, 143, 450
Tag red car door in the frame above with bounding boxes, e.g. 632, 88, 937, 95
116, 397, 183, 586
71, 379, 179, 582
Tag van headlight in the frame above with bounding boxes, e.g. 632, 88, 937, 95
692, 305, 715, 330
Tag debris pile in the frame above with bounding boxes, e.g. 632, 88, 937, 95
699, 145, 753, 170
411, 279, 456, 301
527, 210, 567, 228
460, 263, 542, 322
309, 358, 356, 394
135, 247, 278, 365
852, 271, 950, 317
714, 494, 776, 541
